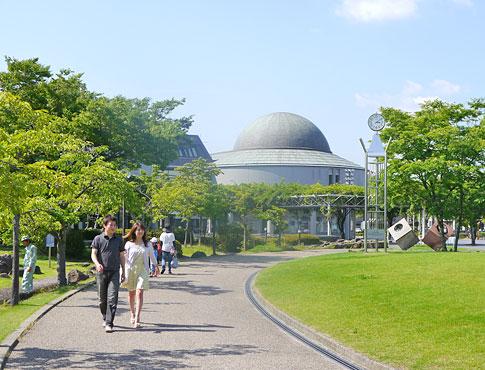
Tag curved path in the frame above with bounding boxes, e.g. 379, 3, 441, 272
6, 250, 353, 369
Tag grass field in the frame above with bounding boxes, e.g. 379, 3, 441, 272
0, 280, 93, 342
256, 252, 485, 369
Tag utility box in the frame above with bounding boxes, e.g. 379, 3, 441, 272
388, 218, 419, 250
422, 222, 454, 251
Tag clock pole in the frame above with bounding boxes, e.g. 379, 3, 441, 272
360, 113, 389, 252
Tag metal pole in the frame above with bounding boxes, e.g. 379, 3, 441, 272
360, 138, 368, 253
384, 152, 388, 252
48, 246, 52, 268
364, 151, 368, 252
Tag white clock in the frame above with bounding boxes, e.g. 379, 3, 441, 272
368, 113, 386, 131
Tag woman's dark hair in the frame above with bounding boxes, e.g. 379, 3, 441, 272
103, 214, 117, 226
123, 222, 147, 244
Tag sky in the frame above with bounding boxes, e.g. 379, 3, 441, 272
0, 0, 483, 165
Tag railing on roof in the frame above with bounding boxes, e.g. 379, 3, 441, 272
279, 194, 366, 209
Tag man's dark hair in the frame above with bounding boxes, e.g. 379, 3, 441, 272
165, 225, 171, 232
103, 214, 117, 226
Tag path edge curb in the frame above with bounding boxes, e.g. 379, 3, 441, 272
249, 272, 395, 370
0, 281, 95, 370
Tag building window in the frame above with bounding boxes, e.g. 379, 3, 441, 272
328, 169, 334, 185
335, 173, 340, 183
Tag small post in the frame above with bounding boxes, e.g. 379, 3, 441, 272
46, 233, 55, 268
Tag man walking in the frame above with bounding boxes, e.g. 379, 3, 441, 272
21, 235, 37, 294
91, 215, 125, 332
159, 227, 176, 274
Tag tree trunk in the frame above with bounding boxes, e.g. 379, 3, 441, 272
11, 214, 20, 306
470, 224, 477, 246
437, 218, 447, 252
57, 225, 68, 285
199, 216, 202, 247
183, 221, 189, 248
212, 219, 217, 256
243, 224, 247, 251
454, 190, 464, 252
453, 220, 461, 252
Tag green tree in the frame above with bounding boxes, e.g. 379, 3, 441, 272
306, 184, 364, 239
227, 184, 257, 251
202, 185, 231, 255
152, 159, 221, 247
381, 99, 485, 251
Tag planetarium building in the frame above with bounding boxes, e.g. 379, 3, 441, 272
212, 112, 364, 186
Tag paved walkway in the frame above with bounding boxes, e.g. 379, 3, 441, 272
5, 250, 350, 370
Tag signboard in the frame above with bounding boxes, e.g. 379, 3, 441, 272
366, 229, 386, 240
46, 234, 55, 248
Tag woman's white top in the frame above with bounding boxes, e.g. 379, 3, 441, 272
124, 240, 158, 272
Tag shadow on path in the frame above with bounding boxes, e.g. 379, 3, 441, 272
150, 280, 231, 296
6, 344, 264, 369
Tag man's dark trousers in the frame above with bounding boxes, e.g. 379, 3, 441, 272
97, 270, 120, 326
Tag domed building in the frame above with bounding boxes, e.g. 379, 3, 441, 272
212, 112, 364, 186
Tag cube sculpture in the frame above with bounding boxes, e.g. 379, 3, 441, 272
388, 218, 419, 250
422, 222, 454, 251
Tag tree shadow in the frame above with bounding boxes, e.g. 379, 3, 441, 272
113, 322, 234, 334
6, 344, 264, 369
150, 279, 231, 296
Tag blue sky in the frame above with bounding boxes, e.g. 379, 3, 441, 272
0, 0, 483, 165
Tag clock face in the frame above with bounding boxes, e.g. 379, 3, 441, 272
368, 113, 385, 131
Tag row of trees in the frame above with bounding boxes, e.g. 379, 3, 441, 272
133, 160, 364, 252
0, 57, 191, 303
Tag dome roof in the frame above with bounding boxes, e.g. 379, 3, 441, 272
234, 112, 331, 153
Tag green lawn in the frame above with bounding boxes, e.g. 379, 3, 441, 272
0, 279, 93, 342
256, 252, 485, 370
0, 258, 93, 290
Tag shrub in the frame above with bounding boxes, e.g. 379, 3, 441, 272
82, 228, 101, 241
283, 233, 321, 246
217, 223, 243, 253
174, 240, 183, 257
66, 229, 89, 260
191, 251, 207, 258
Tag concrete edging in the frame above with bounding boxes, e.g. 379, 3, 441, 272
0, 281, 95, 370
249, 273, 395, 370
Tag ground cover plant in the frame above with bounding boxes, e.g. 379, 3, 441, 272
256, 252, 485, 369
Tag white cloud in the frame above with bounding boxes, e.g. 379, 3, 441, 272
431, 79, 461, 95
336, 0, 472, 22
403, 80, 423, 95
354, 79, 462, 111
336, 0, 418, 22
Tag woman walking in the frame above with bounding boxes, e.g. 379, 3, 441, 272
123, 222, 159, 328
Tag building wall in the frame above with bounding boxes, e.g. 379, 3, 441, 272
216, 165, 365, 186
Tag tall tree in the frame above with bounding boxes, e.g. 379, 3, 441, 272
381, 99, 485, 251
